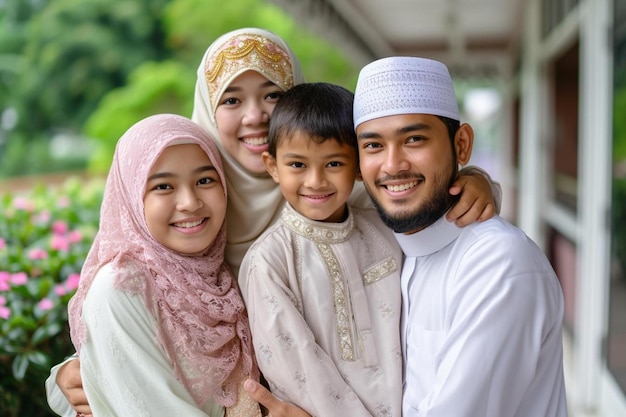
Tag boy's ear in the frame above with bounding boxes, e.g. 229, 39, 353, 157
454, 123, 474, 166
262, 152, 280, 184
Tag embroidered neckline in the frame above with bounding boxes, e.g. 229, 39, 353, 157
281, 204, 353, 244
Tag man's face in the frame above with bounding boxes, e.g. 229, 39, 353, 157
356, 114, 469, 234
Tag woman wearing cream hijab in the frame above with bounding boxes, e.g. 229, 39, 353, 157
192, 28, 306, 275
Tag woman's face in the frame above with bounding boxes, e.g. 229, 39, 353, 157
144, 144, 226, 255
214, 70, 285, 174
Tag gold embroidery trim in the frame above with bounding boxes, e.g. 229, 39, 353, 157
282, 205, 353, 244
363, 257, 398, 284
205, 34, 295, 112
317, 243, 354, 361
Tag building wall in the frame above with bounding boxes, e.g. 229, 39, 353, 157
518, 0, 626, 415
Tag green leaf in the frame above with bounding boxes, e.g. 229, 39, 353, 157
27, 351, 49, 368
31, 321, 62, 344
12, 354, 29, 380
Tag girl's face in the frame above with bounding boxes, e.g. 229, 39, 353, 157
144, 144, 227, 255
214, 70, 284, 174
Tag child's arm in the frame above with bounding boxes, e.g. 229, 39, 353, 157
240, 249, 374, 417
447, 166, 501, 226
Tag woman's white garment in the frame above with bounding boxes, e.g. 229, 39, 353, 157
77, 263, 224, 417
396, 215, 567, 416
239, 203, 403, 417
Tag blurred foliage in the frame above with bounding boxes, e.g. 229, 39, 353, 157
614, 78, 626, 160
0, 0, 358, 177
1, 0, 169, 142
85, 60, 195, 172
612, 68, 626, 279
0, 177, 103, 417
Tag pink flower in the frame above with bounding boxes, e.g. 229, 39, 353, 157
0, 296, 8, 318
52, 221, 69, 235
28, 248, 49, 260
37, 298, 54, 311
51, 235, 70, 252
0, 238, 5, 250
13, 197, 34, 211
33, 210, 51, 224
10, 272, 27, 285
54, 284, 67, 296
0, 272, 10, 291
66, 273, 80, 290
68, 230, 82, 243
57, 196, 70, 208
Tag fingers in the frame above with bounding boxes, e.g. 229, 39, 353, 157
243, 379, 312, 417
67, 392, 90, 412
57, 358, 93, 415
448, 201, 496, 226
244, 379, 281, 412
447, 172, 496, 226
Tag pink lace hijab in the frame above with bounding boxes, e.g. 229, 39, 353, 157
68, 114, 258, 407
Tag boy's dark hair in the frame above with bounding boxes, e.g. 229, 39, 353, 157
267, 82, 356, 157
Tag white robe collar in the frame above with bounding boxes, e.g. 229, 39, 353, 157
394, 215, 462, 257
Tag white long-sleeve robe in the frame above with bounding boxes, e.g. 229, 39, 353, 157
397, 215, 568, 416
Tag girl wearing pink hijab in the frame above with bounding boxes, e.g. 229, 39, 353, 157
67, 114, 261, 417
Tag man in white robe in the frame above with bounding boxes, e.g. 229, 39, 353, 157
353, 56, 568, 417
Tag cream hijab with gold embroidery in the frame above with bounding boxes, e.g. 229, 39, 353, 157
192, 28, 305, 275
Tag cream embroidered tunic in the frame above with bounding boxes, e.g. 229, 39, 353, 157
239, 203, 403, 417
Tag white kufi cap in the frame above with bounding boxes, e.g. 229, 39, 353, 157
353, 56, 460, 128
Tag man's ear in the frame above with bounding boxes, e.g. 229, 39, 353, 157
262, 151, 280, 184
454, 123, 474, 165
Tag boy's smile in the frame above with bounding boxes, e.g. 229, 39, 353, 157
263, 131, 358, 223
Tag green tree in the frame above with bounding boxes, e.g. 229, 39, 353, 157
84, 0, 359, 173
86, 61, 195, 172
4, 0, 170, 149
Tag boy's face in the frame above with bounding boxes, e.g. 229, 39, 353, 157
144, 144, 226, 254
263, 131, 358, 223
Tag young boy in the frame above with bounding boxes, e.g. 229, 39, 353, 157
238, 82, 403, 417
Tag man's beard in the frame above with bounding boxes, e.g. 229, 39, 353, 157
365, 168, 458, 234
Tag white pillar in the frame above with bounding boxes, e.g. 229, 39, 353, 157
576, 0, 613, 411
518, 0, 546, 245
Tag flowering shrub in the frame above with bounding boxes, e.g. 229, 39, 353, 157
0, 176, 103, 417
